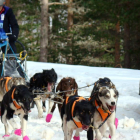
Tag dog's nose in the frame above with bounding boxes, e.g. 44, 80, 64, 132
111, 102, 115, 105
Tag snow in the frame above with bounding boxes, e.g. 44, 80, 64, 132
1, 61, 140, 140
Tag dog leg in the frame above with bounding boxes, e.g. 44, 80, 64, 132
73, 129, 80, 140
8, 117, 22, 136
47, 99, 54, 113
108, 121, 116, 140
42, 100, 46, 112
1, 110, 10, 136
8, 118, 18, 130
99, 122, 108, 138
46, 99, 54, 122
94, 123, 102, 140
66, 128, 73, 140
20, 114, 30, 140
34, 99, 43, 118
107, 112, 116, 140
62, 115, 67, 140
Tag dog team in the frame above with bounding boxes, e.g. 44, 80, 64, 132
0, 68, 119, 140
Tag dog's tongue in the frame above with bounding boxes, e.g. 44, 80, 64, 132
110, 106, 116, 111
82, 125, 89, 130
47, 83, 52, 92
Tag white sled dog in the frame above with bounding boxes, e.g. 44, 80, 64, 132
87, 77, 119, 140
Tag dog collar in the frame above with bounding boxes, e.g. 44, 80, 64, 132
95, 100, 111, 121
66, 96, 86, 128
11, 88, 21, 109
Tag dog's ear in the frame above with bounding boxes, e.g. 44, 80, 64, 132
73, 79, 78, 95
56, 79, 64, 92
43, 70, 48, 74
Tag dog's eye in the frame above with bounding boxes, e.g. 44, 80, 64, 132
105, 95, 110, 98
89, 111, 92, 115
114, 95, 117, 98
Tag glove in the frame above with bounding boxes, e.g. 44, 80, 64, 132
8, 34, 17, 42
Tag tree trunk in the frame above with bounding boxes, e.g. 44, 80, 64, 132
67, 0, 73, 64
39, 0, 48, 62
134, 25, 140, 69
68, 0, 73, 30
6, 0, 10, 7
124, 23, 131, 68
115, 21, 120, 67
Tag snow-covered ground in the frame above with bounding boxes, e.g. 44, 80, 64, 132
0, 61, 140, 140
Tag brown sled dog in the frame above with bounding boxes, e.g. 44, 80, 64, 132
0, 77, 26, 102
46, 77, 78, 122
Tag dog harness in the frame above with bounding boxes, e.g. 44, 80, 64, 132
88, 97, 111, 121
66, 96, 86, 128
11, 88, 21, 109
95, 100, 111, 121
0, 77, 12, 92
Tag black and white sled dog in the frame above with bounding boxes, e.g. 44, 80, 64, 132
30, 68, 57, 118
87, 77, 119, 140
61, 95, 95, 140
1, 85, 34, 139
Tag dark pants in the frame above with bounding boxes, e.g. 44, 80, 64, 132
1, 41, 17, 54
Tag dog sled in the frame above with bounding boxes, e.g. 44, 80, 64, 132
0, 31, 28, 80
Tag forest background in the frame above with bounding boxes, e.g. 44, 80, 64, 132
6, 0, 140, 69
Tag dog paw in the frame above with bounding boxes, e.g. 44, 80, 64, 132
46, 113, 53, 122
14, 129, 22, 136
23, 135, 30, 140
38, 114, 43, 118
3, 135, 10, 138
38, 111, 43, 118
73, 135, 80, 140
42, 106, 46, 112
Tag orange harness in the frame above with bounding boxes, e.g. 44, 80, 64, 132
11, 88, 21, 109
0, 77, 12, 92
66, 96, 86, 128
95, 100, 111, 121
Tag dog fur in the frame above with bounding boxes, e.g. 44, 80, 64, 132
61, 95, 95, 140
29, 68, 57, 118
48, 77, 78, 118
87, 77, 119, 140
0, 77, 26, 102
1, 85, 34, 139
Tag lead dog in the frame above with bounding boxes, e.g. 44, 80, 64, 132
30, 68, 57, 118
1, 85, 34, 139
87, 77, 119, 140
61, 95, 95, 140
46, 77, 78, 122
